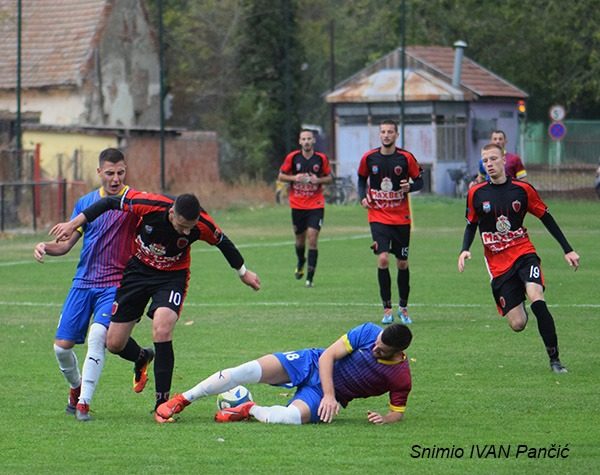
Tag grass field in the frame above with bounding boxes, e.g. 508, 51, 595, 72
0, 196, 598, 474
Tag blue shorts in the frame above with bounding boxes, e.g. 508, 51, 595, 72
55, 287, 116, 344
273, 348, 324, 423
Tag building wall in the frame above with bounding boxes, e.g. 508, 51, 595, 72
23, 130, 118, 183
83, 0, 160, 128
0, 90, 87, 126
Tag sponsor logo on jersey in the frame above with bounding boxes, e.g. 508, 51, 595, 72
394, 166, 403, 176
512, 200, 521, 213
482, 201, 491, 213
145, 225, 153, 234
295, 163, 302, 171
177, 237, 189, 249
371, 165, 379, 174
380, 177, 393, 192
495, 215, 511, 234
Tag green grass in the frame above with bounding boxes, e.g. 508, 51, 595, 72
1, 196, 598, 474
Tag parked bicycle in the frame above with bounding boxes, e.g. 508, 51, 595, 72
325, 175, 358, 205
447, 168, 475, 199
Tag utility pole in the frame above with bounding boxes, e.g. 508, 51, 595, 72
158, 0, 166, 192
400, 0, 406, 147
16, 0, 22, 163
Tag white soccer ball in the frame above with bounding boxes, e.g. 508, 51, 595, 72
216, 385, 253, 410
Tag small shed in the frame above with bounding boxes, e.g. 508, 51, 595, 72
326, 43, 528, 195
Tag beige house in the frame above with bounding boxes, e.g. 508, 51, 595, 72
0, 0, 160, 128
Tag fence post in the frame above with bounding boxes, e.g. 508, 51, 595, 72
31, 182, 37, 232
0, 184, 4, 232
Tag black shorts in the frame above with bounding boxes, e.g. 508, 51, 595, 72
292, 208, 324, 235
491, 253, 544, 316
111, 258, 189, 323
369, 222, 410, 260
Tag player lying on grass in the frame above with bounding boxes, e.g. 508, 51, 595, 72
157, 322, 412, 424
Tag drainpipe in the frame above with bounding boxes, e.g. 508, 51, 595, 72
452, 40, 467, 88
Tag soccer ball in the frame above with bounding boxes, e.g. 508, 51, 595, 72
216, 385, 253, 410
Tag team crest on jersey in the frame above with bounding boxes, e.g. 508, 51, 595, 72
177, 237, 189, 249
380, 177, 393, 192
312, 164, 320, 173
295, 163, 302, 171
482, 201, 491, 213
512, 200, 521, 212
145, 225, 153, 234
496, 215, 511, 234
371, 165, 379, 174
394, 166, 403, 176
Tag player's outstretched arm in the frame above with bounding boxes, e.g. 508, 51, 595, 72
49, 213, 88, 242
367, 410, 404, 425
34, 233, 81, 262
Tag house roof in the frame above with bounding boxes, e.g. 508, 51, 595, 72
0, 0, 110, 90
326, 45, 527, 104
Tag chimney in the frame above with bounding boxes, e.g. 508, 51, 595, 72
452, 40, 468, 88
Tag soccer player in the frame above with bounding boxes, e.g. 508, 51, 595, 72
278, 129, 332, 287
156, 322, 412, 425
33, 148, 138, 421
357, 119, 423, 325
49, 191, 261, 423
458, 143, 580, 373
470, 130, 527, 186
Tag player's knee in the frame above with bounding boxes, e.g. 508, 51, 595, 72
378, 254, 390, 268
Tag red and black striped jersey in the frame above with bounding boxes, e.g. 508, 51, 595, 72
112, 189, 223, 271
466, 178, 547, 278
280, 150, 331, 210
357, 147, 422, 225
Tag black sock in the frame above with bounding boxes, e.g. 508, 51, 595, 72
307, 249, 318, 281
118, 337, 142, 363
295, 245, 306, 269
378, 268, 391, 306
154, 341, 174, 409
397, 267, 410, 308
531, 300, 559, 360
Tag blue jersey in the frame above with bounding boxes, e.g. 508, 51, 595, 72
71, 187, 138, 288
334, 322, 412, 412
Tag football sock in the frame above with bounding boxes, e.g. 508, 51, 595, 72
79, 323, 107, 404
378, 267, 391, 304
251, 404, 302, 425
183, 360, 262, 402
54, 344, 81, 388
307, 249, 318, 281
397, 268, 410, 308
295, 245, 306, 269
118, 337, 142, 362
531, 300, 560, 360
154, 341, 174, 408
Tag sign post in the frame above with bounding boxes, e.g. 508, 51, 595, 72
548, 105, 566, 167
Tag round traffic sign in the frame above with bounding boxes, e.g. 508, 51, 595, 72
548, 121, 567, 141
549, 105, 566, 121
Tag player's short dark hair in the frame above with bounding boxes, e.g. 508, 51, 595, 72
491, 130, 507, 139
379, 119, 398, 132
174, 193, 201, 220
482, 143, 504, 154
299, 128, 316, 137
99, 148, 125, 165
381, 324, 412, 351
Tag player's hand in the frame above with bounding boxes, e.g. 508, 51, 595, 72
367, 410, 385, 425
458, 250, 471, 272
240, 269, 261, 290
399, 179, 410, 193
50, 221, 76, 242
564, 251, 580, 271
34, 242, 46, 263
317, 395, 340, 423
